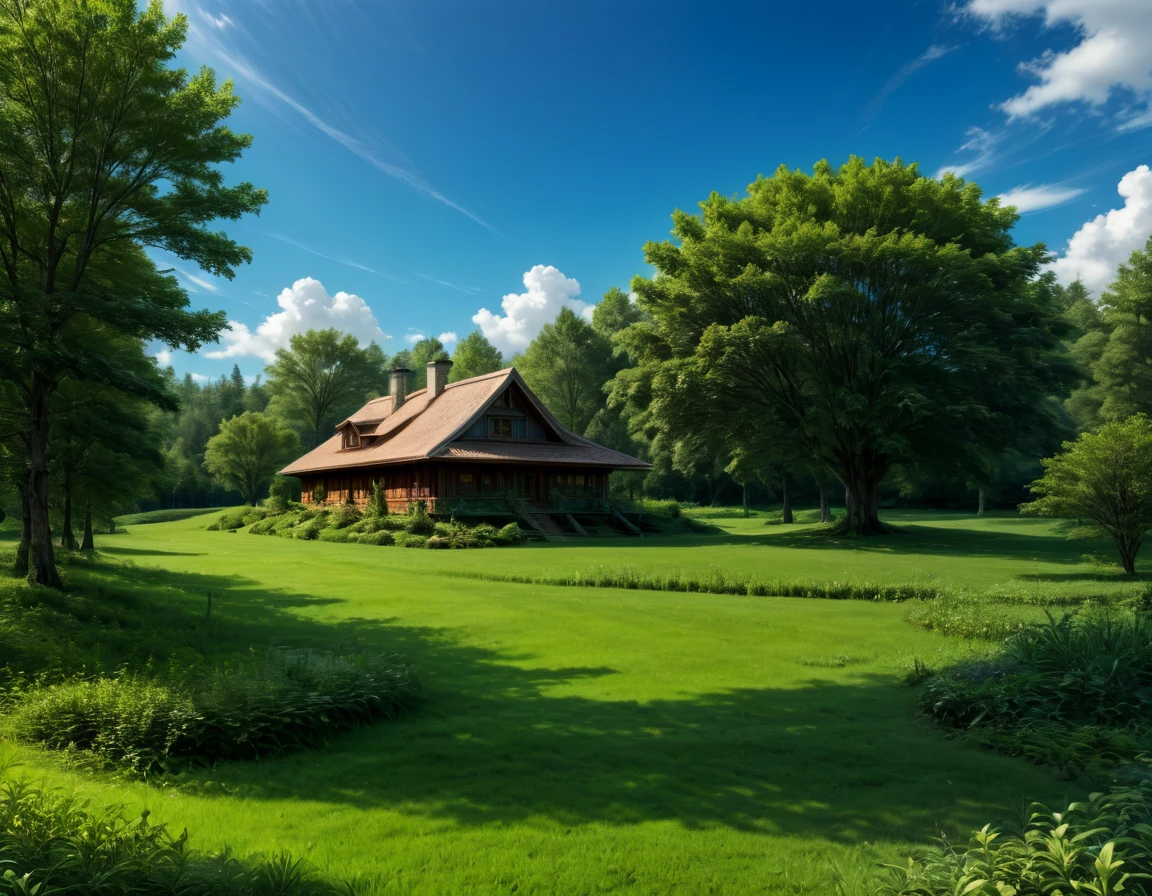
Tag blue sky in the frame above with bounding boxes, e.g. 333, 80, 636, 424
159, 0, 1152, 383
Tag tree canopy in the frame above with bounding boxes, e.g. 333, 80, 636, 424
621, 156, 1080, 532
449, 331, 504, 382
204, 412, 298, 506
0, 0, 266, 586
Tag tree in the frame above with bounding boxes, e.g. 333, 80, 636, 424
1091, 237, 1152, 423
1021, 415, 1152, 575
0, 0, 265, 586
265, 329, 378, 448
204, 412, 298, 506
409, 337, 450, 390
518, 308, 614, 436
449, 331, 503, 382
628, 157, 1079, 533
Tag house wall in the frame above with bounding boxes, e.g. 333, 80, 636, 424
297, 463, 610, 513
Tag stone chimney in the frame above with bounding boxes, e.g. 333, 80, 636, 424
390, 367, 411, 410
428, 359, 453, 399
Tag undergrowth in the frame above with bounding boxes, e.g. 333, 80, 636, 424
867, 770, 1152, 895
0, 756, 355, 894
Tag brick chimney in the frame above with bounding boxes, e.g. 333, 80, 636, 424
390, 367, 411, 410
428, 359, 453, 399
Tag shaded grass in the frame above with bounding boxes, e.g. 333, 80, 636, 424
117, 508, 223, 526
0, 510, 1083, 894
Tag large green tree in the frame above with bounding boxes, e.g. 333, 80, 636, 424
449, 331, 503, 382
518, 308, 614, 436
204, 412, 298, 506
0, 0, 265, 586
625, 157, 1079, 533
409, 337, 450, 390
265, 329, 379, 448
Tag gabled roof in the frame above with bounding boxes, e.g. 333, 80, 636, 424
279, 367, 650, 475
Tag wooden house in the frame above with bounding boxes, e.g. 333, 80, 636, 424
280, 361, 650, 534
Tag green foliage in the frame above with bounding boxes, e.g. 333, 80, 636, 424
366, 479, 389, 518
498, 523, 527, 545
625, 156, 1079, 532
311, 482, 327, 505
316, 527, 352, 543
1022, 414, 1152, 574
355, 531, 395, 546
0, 766, 351, 896
394, 532, 429, 549
207, 511, 247, 532
409, 337, 451, 390
204, 413, 300, 507
903, 594, 1032, 641
518, 307, 614, 436
6, 649, 420, 774
265, 329, 384, 448
921, 610, 1152, 775
873, 777, 1152, 895
449, 331, 504, 382
116, 508, 222, 526
326, 504, 361, 530
404, 502, 436, 536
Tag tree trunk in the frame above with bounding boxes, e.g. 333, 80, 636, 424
840, 474, 887, 535
977, 485, 986, 516
81, 501, 94, 551
13, 483, 31, 576
1115, 534, 1140, 576
27, 373, 62, 588
60, 476, 78, 550
742, 483, 749, 518
781, 474, 793, 524
819, 479, 830, 524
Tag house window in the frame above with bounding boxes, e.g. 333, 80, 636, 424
489, 417, 513, 438
459, 473, 473, 495
342, 428, 360, 449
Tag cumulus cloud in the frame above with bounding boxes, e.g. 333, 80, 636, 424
997, 183, 1087, 212
405, 331, 425, 345
472, 265, 594, 354
206, 277, 390, 362
438, 331, 459, 345
190, 373, 210, 384
1049, 165, 1152, 295
965, 0, 1152, 123
155, 349, 172, 367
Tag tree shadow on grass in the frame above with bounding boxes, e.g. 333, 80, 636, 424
101, 546, 207, 558
37, 558, 1070, 847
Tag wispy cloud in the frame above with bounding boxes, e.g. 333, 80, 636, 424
264, 232, 406, 283
171, 265, 223, 294
996, 183, 1087, 212
416, 272, 486, 295
860, 44, 957, 132
171, 1, 500, 235
934, 126, 1000, 180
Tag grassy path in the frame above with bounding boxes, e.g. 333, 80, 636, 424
4, 511, 1107, 894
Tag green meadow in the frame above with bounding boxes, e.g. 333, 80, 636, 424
2, 509, 1141, 893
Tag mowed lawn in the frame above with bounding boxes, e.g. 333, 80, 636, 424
5, 511, 1125, 894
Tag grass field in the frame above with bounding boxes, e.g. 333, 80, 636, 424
0, 509, 1141, 894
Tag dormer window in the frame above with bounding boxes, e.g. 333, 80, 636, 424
342, 427, 361, 449
489, 417, 513, 438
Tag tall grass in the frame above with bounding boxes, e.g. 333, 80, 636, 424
0, 756, 354, 895
6, 650, 420, 774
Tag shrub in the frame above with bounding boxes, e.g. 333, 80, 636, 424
6, 650, 420, 774
426, 536, 451, 549
209, 511, 247, 532
0, 766, 352, 895
404, 502, 435, 536
904, 593, 1031, 641
355, 531, 395, 546
311, 483, 327, 505
292, 518, 324, 540
920, 610, 1152, 775
873, 775, 1152, 895
326, 504, 361, 530
496, 523, 527, 545
316, 527, 351, 543
393, 532, 428, 549
240, 508, 267, 527
366, 479, 389, 518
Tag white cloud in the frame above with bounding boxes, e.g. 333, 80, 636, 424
965, 0, 1152, 122
172, 265, 222, 294
405, 332, 426, 345
935, 126, 1001, 179
473, 265, 594, 354
416, 273, 485, 295
206, 277, 390, 362
198, 9, 233, 30
438, 331, 459, 345
997, 183, 1087, 212
155, 349, 172, 367
1049, 164, 1152, 295
190, 373, 210, 384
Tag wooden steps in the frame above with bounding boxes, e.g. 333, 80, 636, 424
528, 513, 567, 541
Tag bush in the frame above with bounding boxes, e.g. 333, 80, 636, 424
904, 593, 1032, 641
426, 536, 451, 549
6, 650, 420, 774
292, 518, 325, 540
873, 775, 1152, 895
208, 511, 246, 532
404, 502, 435, 536
326, 504, 361, 530
496, 523, 527, 545
920, 609, 1152, 775
240, 508, 268, 527
355, 531, 395, 546
393, 532, 428, 549
0, 765, 352, 895
316, 527, 351, 543
366, 479, 389, 518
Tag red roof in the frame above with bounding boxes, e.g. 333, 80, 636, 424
280, 367, 649, 475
